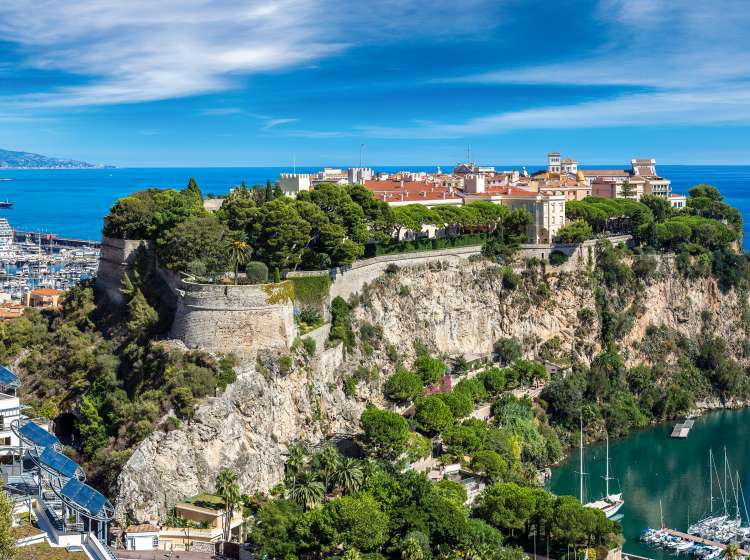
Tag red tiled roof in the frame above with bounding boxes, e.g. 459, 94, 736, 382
32, 288, 62, 296
125, 524, 159, 534
580, 169, 630, 177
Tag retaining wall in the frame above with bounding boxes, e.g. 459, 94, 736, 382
169, 279, 296, 355
96, 237, 154, 306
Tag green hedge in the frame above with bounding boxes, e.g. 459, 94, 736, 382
289, 274, 331, 310
365, 233, 488, 257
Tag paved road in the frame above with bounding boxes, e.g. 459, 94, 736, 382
115, 550, 216, 560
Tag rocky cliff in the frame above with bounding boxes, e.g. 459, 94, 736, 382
114, 254, 748, 522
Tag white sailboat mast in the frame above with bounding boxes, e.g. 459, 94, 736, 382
579, 416, 584, 503
710, 448, 714, 512
605, 435, 610, 497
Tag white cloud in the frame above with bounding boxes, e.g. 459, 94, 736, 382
263, 118, 298, 129
387, 0, 750, 137
0, 0, 498, 109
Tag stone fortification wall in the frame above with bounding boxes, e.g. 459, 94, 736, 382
169, 279, 296, 355
96, 237, 154, 306
302, 235, 633, 305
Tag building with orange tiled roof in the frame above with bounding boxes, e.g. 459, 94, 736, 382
23, 288, 62, 309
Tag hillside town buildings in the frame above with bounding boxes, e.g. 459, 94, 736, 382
278, 152, 681, 244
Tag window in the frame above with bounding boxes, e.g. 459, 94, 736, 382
152, 536, 159, 548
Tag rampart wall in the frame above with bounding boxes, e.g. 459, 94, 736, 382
98, 234, 630, 355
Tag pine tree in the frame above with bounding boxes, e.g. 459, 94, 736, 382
184, 177, 204, 206
265, 179, 274, 202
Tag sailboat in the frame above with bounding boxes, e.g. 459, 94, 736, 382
579, 420, 624, 518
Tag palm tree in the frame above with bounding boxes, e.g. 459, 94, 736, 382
285, 442, 308, 487
229, 239, 252, 285
333, 458, 364, 495
215, 469, 241, 543
314, 445, 341, 494
725, 543, 741, 560
287, 473, 325, 510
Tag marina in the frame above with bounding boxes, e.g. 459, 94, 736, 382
549, 409, 750, 560
0, 217, 99, 300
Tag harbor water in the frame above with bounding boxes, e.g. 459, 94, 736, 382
548, 409, 750, 560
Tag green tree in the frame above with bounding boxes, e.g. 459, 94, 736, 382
555, 220, 592, 244
77, 395, 108, 455
314, 494, 390, 552
229, 239, 252, 285
474, 482, 536, 537
438, 391, 473, 419
385, 369, 423, 402
333, 458, 365, 495
493, 338, 522, 364
414, 396, 454, 434
413, 355, 446, 385
184, 177, 204, 206
0, 491, 15, 560
641, 194, 672, 222
251, 499, 303, 558
360, 406, 410, 458
288, 473, 325, 510
470, 450, 509, 483
250, 198, 312, 271
216, 468, 242, 542
156, 215, 233, 278
313, 445, 341, 494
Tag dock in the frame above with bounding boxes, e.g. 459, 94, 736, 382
663, 528, 750, 556
671, 418, 694, 438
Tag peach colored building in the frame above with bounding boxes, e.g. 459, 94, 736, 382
23, 288, 62, 309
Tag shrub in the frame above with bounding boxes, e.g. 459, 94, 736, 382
549, 250, 568, 266
384, 369, 423, 402
279, 355, 293, 375
414, 396, 455, 434
245, 261, 269, 284
632, 254, 658, 281
343, 376, 357, 398
299, 306, 322, 325
501, 267, 519, 290
302, 337, 316, 356
385, 263, 400, 275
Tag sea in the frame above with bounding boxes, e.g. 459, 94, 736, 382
549, 408, 750, 560
0, 165, 748, 249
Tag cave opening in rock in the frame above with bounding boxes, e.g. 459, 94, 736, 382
54, 412, 80, 447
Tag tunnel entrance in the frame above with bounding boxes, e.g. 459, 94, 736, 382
54, 412, 80, 447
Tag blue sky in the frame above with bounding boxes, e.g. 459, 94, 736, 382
1, 0, 750, 167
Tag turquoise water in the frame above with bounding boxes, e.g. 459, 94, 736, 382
0, 165, 747, 243
548, 409, 750, 559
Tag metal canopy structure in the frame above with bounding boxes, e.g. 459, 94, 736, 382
0, 365, 19, 387
55, 478, 114, 521
14, 420, 60, 449
36, 447, 84, 480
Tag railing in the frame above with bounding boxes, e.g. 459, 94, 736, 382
86, 533, 119, 560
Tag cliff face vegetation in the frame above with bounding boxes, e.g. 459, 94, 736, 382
115, 242, 750, 522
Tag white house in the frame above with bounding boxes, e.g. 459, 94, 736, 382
279, 173, 311, 197
125, 524, 160, 551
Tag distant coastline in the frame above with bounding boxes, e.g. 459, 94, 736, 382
0, 147, 106, 170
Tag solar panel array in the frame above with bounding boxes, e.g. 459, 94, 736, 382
39, 447, 80, 479
61, 478, 108, 516
0, 365, 18, 386
18, 422, 59, 448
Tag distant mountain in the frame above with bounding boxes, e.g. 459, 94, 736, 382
0, 148, 105, 169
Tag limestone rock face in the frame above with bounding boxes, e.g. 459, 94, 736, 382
114, 257, 747, 522
114, 343, 358, 523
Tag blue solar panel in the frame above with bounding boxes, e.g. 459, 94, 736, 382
0, 366, 18, 386
61, 479, 108, 516
18, 422, 59, 448
39, 447, 80, 478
